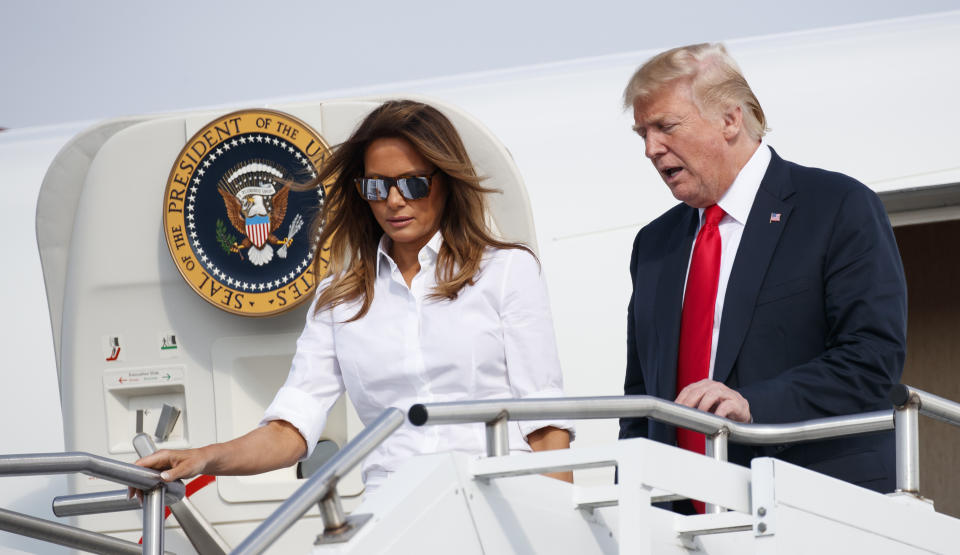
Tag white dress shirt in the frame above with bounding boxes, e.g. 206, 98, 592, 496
262, 232, 572, 490
686, 142, 771, 379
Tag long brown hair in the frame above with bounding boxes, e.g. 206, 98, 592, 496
304, 99, 530, 321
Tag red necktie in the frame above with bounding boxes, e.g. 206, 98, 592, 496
676, 205, 725, 454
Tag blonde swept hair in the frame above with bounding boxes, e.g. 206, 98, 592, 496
623, 43, 769, 140
302, 100, 531, 322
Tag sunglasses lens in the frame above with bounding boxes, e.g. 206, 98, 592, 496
356, 175, 433, 200
397, 177, 431, 199
357, 178, 389, 200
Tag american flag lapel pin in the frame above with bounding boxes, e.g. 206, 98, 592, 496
769, 212, 782, 223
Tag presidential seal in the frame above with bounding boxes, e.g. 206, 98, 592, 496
163, 109, 332, 317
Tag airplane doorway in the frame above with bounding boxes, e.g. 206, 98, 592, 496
892, 216, 960, 517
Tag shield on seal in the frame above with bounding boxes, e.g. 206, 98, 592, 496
245, 215, 270, 248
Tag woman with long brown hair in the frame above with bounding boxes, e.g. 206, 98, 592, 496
137, 100, 573, 491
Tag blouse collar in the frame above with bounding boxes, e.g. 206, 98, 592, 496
375, 230, 443, 276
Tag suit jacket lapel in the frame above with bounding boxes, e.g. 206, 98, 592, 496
652, 206, 699, 400
713, 149, 795, 385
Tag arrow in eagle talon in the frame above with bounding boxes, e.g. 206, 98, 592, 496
277, 214, 304, 259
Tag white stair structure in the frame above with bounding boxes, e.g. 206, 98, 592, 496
221, 386, 960, 555
2, 386, 958, 553
310, 442, 955, 554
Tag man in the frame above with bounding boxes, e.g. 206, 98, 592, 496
618, 43, 907, 497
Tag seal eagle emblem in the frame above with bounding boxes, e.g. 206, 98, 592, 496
217, 160, 295, 266
163, 109, 332, 317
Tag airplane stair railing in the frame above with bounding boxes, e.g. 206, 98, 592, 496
49, 433, 232, 555
0, 451, 186, 554
409, 385, 960, 509
225, 385, 960, 553
889, 384, 960, 495
232, 407, 405, 555
6, 388, 957, 554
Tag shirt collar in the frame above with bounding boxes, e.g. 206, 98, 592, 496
698, 141, 772, 226
375, 231, 443, 276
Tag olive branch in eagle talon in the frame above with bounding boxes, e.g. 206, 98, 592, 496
215, 219, 241, 257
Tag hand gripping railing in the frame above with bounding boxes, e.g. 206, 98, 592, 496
409, 394, 894, 452
0, 452, 185, 555
48, 434, 231, 554
409, 395, 896, 513
133, 433, 231, 554
232, 407, 405, 555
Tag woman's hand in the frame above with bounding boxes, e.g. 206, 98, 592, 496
128, 446, 216, 501
527, 426, 574, 483
126, 420, 306, 499
136, 446, 215, 483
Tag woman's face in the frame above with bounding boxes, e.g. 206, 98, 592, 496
363, 137, 446, 251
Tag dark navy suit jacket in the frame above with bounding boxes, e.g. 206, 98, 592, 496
619, 148, 907, 492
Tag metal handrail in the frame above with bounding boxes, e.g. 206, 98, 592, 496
0, 451, 184, 555
890, 384, 960, 425
888, 384, 960, 495
0, 507, 147, 555
410, 394, 897, 514
232, 407, 406, 555
409, 395, 894, 446
411, 387, 960, 509
53, 489, 163, 517
0, 452, 185, 499
182, 386, 960, 552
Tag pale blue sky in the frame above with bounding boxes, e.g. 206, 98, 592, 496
2, 0, 957, 128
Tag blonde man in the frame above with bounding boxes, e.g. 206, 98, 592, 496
619, 43, 906, 512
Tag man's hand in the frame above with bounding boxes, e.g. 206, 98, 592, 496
675, 379, 751, 422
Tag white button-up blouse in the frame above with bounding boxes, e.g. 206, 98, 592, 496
262, 232, 572, 488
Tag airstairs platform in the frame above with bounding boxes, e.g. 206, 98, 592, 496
314, 440, 955, 554
1, 385, 958, 554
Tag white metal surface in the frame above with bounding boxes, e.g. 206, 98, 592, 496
307, 439, 960, 554
0, 124, 80, 555
751, 458, 960, 554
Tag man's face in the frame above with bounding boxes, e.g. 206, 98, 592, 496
632, 81, 734, 208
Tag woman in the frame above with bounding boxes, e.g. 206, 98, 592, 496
137, 100, 573, 491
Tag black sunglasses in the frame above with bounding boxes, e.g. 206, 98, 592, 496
355, 170, 438, 201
